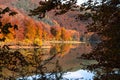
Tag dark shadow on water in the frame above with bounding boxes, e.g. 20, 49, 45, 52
0, 43, 96, 80
0, 43, 83, 80
0, 46, 65, 80
80, 41, 120, 80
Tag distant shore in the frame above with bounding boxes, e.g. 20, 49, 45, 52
45, 41, 86, 44
0, 41, 86, 49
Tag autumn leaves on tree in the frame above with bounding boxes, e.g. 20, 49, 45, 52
0, 7, 18, 41
0, 6, 79, 46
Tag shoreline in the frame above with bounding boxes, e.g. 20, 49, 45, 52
0, 41, 86, 49
44, 41, 86, 44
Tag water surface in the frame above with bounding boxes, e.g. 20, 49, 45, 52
0, 43, 97, 80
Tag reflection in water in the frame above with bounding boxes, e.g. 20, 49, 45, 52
0, 48, 63, 80
0, 43, 93, 80
81, 41, 120, 80
17, 70, 94, 80
63, 70, 94, 80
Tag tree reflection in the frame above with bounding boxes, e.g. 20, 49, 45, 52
81, 42, 120, 80
79, 0, 120, 79
50, 43, 76, 57
0, 42, 80, 80
0, 47, 65, 80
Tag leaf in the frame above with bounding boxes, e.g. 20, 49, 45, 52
0, 16, 2, 18
14, 24, 18, 30
2, 7, 10, 14
2, 28, 10, 34
5, 23, 13, 28
0, 22, 2, 26
9, 11, 17, 16
2, 23, 12, 34
0, 37, 6, 41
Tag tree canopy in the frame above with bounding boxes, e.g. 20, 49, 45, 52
80, 0, 120, 79
0, 7, 18, 41
31, 0, 120, 79
29, 0, 77, 18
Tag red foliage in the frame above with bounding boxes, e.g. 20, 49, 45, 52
0, 5, 80, 43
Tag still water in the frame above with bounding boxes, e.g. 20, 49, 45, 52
0, 43, 99, 80
18, 70, 94, 80
15, 44, 95, 80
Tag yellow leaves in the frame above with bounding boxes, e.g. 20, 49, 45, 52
25, 19, 37, 41
34, 38, 42, 46
23, 39, 32, 44
50, 26, 78, 41
5, 33, 14, 41
0, 34, 4, 39
61, 27, 71, 41
42, 30, 48, 40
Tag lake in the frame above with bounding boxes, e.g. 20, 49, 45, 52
1, 42, 119, 80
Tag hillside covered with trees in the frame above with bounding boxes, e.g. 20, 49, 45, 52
0, 5, 79, 46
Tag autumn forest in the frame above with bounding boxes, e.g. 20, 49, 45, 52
0, 0, 120, 80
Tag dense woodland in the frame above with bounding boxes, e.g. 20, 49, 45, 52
0, 6, 79, 46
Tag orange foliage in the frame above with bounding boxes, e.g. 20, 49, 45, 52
59, 44, 71, 57
61, 27, 72, 41
50, 26, 79, 41
25, 18, 37, 41
0, 34, 4, 39
35, 22, 43, 40
0, 5, 80, 44
50, 26, 61, 40
6, 27, 16, 40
